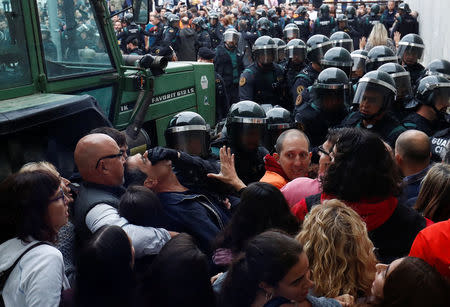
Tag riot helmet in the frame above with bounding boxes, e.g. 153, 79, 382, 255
295, 6, 307, 17
272, 38, 287, 63
241, 6, 250, 15
311, 68, 351, 111
256, 8, 267, 19
167, 14, 180, 27
353, 71, 397, 120
163, 12, 171, 20
378, 63, 413, 102
366, 46, 398, 72
193, 17, 207, 30
283, 23, 300, 41
351, 49, 368, 81
223, 28, 240, 48
345, 6, 356, 19
321, 47, 353, 78
165, 111, 210, 157
398, 3, 411, 14
253, 36, 277, 68
123, 13, 134, 24
286, 39, 306, 64
264, 106, 293, 151
330, 31, 354, 53
336, 14, 348, 28
425, 59, 450, 80
226, 101, 267, 152
268, 9, 278, 22
416, 75, 450, 120
319, 4, 330, 18
256, 17, 271, 36
370, 4, 380, 17
209, 13, 219, 25
306, 34, 333, 64
397, 34, 425, 65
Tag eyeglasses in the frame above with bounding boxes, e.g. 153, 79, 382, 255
318, 145, 330, 157
95, 150, 125, 168
50, 188, 65, 203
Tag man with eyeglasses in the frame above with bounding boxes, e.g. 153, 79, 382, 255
73, 133, 173, 257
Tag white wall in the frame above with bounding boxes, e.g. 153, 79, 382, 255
406, 0, 450, 66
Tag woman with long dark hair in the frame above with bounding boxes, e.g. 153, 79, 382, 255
291, 128, 427, 262
0, 170, 70, 307
74, 225, 136, 307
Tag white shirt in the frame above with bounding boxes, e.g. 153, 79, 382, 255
0, 238, 70, 307
85, 204, 171, 258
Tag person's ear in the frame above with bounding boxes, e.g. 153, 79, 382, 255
395, 153, 402, 166
144, 177, 158, 190
258, 281, 275, 297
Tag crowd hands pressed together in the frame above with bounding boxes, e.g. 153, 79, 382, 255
2, 0, 450, 307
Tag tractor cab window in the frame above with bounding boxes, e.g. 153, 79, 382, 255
37, 0, 114, 79
0, 0, 32, 90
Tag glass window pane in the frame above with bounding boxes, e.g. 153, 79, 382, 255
0, 0, 32, 90
37, 0, 114, 79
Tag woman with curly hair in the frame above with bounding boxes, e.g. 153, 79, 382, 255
296, 199, 377, 299
291, 128, 427, 262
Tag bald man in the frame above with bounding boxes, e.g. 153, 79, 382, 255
73, 133, 171, 257
395, 130, 432, 206
260, 129, 312, 189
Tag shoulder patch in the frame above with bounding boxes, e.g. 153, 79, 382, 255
295, 93, 303, 106
169, 29, 174, 33
239, 76, 246, 87
216, 78, 220, 83
277, 75, 283, 81
296, 85, 304, 95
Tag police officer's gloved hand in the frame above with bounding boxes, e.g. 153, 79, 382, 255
147, 147, 179, 164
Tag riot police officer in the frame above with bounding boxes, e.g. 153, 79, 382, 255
291, 34, 333, 108
378, 63, 416, 121
397, 34, 425, 87
256, 17, 272, 37
162, 14, 181, 53
272, 38, 287, 66
345, 5, 362, 39
239, 36, 286, 108
330, 27, 356, 53
341, 70, 406, 147
165, 111, 211, 159
117, 13, 145, 53
264, 106, 294, 152
362, 4, 382, 38
283, 23, 300, 43
208, 13, 225, 50
312, 4, 336, 37
211, 101, 269, 184
284, 39, 307, 90
295, 68, 350, 147
424, 59, 450, 80
293, 6, 310, 42
268, 9, 283, 39
391, 3, 419, 39
215, 28, 244, 105
402, 76, 450, 136
193, 17, 212, 49
321, 47, 353, 78
366, 45, 398, 72
350, 49, 368, 83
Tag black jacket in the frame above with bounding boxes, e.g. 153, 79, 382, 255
214, 44, 244, 87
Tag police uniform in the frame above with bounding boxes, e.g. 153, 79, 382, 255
295, 101, 348, 147
403, 63, 425, 89
342, 111, 406, 147
285, 62, 305, 96
293, 17, 310, 42
118, 23, 145, 53
215, 43, 244, 104
362, 15, 381, 38
162, 26, 180, 52
391, 14, 419, 38
239, 63, 286, 106
402, 112, 436, 136
312, 16, 335, 37
197, 29, 212, 49
291, 64, 320, 108
209, 23, 225, 49
430, 128, 450, 162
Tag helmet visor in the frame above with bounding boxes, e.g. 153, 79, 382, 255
284, 28, 299, 40
352, 55, 367, 77
229, 122, 266, 152
391, 72, 413, 99
254, 48, 276, 64
433, 86, 450, 108
314, 84, 351, 110
277, 47, 286, 62
224, 32, 240, 45
286, 46, 306, 62
165, 128, 209, 157
333, 39, 354, 53
353, 80, 395, 110
397, 42, 425, 62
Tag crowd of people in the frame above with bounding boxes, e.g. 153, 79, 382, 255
1, 0, 450, 307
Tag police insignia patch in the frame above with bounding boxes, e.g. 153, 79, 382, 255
295, 94, 303, 106
277, 76, 283, 81
239, 76, 246, 86
169, 29, 174, 33
296, 85, 304, 95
